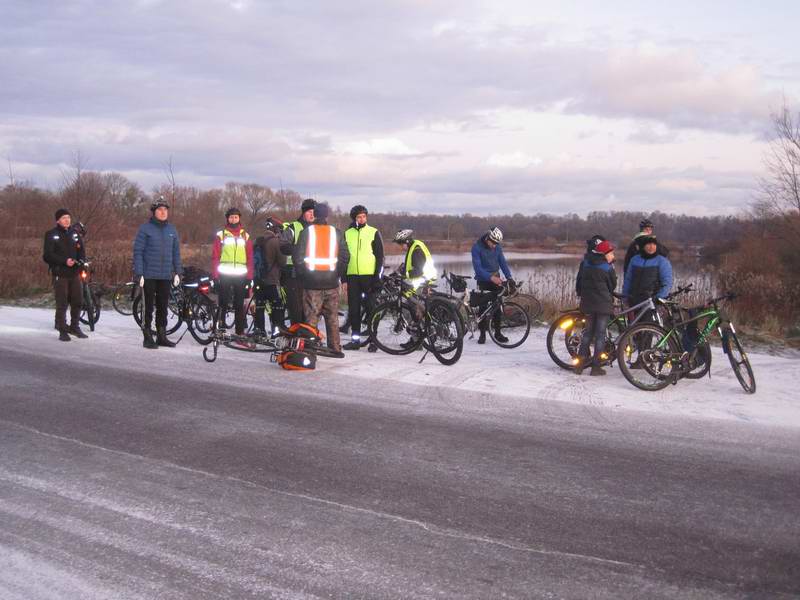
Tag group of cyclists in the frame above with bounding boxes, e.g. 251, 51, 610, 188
43, 199, 674, 376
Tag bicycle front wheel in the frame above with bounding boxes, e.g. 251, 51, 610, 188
112, 281, 137, 316
682, 342, 712, 380
617, 323, 681, 391
132, 289, 183, 334
722, 327, 756, 394
546, 312, 584, 370
79, 285, 100, 329
189, 295, 217, 345
370, 300, 420, 355
489, 300, 530, 349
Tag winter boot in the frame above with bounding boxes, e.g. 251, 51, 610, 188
342, 341, 361, 351
477, 330, 487, 344
143, 329, 158, 349
59, 330, 71, 342
493, 328, 509, 344
573, 356, 586, 375
156, 327, 176, 348
590, 365, 607, 376
68, 324, 88, 339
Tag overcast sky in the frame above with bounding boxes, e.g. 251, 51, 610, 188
1, 0, 798, 215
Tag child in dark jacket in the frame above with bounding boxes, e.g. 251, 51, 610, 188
575, 240, 617, 376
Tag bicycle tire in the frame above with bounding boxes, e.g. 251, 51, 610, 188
546, 312, 584, 370
526, 295, 543, 322
722, 328, 756, 394
79, 285, 100, 330
111, 281, 136, 316
370, 300, 420, 355
425, 299, 464, 366
682, 342, 712, 380
617, 323, 681, 391
188, 295, 217, 345
488, 300, 530, 349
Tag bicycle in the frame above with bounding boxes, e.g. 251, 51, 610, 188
616, 293, 755, 393
369, 273, 464, 366
132, 271, 217, 345
546, 285, 700, 371
440, 271, 531, 349
76, 259, 102, 331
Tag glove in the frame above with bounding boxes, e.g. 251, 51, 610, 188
173, 274, 180, 287
138, 276, 145, 288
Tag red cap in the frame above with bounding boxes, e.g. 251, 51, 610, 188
594, 240, 614, 255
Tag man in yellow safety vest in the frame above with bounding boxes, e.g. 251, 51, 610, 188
342, 205, 384, 352
280, 198, 315, 324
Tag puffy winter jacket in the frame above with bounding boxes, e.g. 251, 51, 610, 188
471, 235, 512, 283
576, 254, 617, 315
623, 252, 672, 303
133, 218, 182, 280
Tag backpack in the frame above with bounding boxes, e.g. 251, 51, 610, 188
253, 238, 266, 279
275, 350, 317, 371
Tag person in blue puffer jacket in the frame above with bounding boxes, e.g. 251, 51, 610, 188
623, 234, 672, 309
133, 198, 182, 349
471, 227, 514, 344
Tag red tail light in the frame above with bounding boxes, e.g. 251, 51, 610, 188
199, 284, 210, 294
80, 271, 88, 280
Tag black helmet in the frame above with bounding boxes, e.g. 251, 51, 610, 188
639, 218, 654, 230
349, 204, 368, 220
301, 198, 316, 212
637, 234, 657, 250
225, 207, 242, 219
150, 196, 169, 212
264, 216, 283, 232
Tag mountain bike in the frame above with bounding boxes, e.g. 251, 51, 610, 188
132, 272, 217, 344
76, 259, 102, 331
546, 285, 701, 372
369, 274, 464, 365
441, 271, 531, 348
617, 293, 754, 393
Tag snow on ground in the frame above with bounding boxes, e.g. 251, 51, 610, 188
1, 306, 798, 429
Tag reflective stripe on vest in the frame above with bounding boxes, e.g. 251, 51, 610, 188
345, 225, 377, 276
404, 240, 436, 280
283, 221, 304, 266
217, 228, 249, 276
304, 225, 338, 271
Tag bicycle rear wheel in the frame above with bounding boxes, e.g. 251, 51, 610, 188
546, 312, 584, 370
112, 281, 137, 316
682, 342, 712, 380
722, 327, 756, 394
189, 295, 217, 345
370, 300, 420, 355
617, 323, 681, 391
489, 300, 530, 349
132, 290, 182, 334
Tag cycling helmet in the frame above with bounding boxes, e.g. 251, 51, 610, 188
225, 207, 242, 219
393, 229, 414, 244
264, 216, 283, 232
639, 218, 654, 231
150, 196, 169, 212
349, 204, 368, 220
487, 227, 503, 244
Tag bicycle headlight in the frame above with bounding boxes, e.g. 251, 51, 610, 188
560, 318, 574, 330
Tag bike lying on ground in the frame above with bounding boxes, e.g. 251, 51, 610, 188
617, 292, 755, 393
441, 271, 532, 349
369, 273, 464, 366
546, 285, 704, 373
132, 269, 217, 345
77, 259, 102, 331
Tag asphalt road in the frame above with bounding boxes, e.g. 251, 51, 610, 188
1, 346, 798, 599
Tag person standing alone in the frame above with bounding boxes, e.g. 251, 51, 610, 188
43, 208, 88, 341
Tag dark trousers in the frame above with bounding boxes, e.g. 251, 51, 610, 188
53, 274, 82, 331
477, 280, 503, 332
578, 313, 610, 365
346, 275, 376, 340
254, 282, 285, 334
281, 270, 305, 324
218, 275, 247, 334
143, 279, 171, 330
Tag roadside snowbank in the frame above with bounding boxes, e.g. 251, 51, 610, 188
1, 306, 797, 429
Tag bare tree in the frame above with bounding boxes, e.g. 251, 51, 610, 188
164, 156, 177, 203
756, 103, 800, 236
222, 182, 277, 229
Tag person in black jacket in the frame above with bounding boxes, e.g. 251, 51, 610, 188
43, 208, 88, 341
574, 240, 617, 376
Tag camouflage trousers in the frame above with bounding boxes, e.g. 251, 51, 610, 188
302, 288, 341, 352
